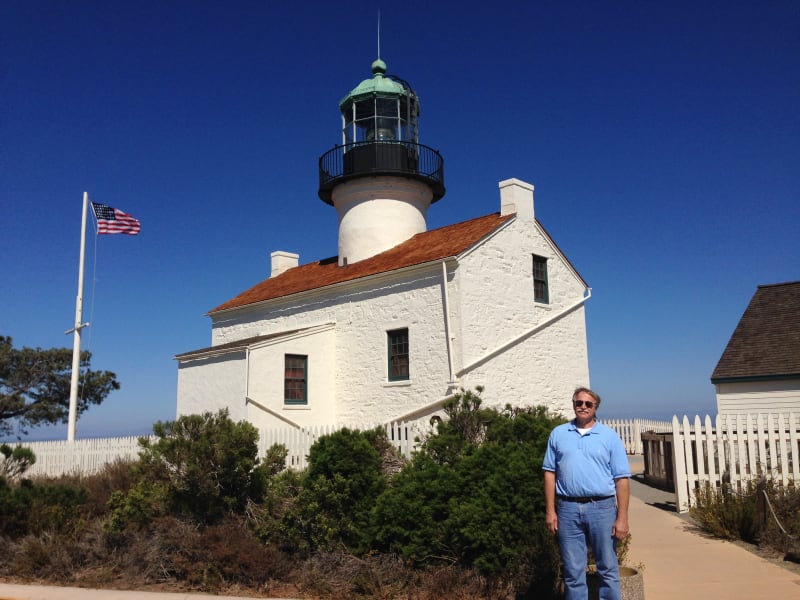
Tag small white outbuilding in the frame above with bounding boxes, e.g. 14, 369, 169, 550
711, 281, 800, 415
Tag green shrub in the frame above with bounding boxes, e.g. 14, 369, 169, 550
280, 427, 386, 555
105, 480, 167, 534
77, 458, 137, 519
131, 409, 279, 524
691, 481, 759, 542
759, 480, 800, 555
0, 478, 88, 538
372, 390, 564, 595
692, 478, 800, 556
422, 387, 489, 465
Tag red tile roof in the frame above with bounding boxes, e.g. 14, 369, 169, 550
711, 281, 800, 382
211, 213, 514, 314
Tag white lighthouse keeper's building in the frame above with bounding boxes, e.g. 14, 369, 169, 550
175, 58, 591, 429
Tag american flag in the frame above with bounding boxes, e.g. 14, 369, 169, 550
91, 202, 141, 235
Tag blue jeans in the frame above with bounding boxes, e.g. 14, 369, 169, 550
557, 496, 620, 600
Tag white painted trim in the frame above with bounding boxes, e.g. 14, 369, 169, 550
176, 346, 248, 363
383, 380, 413, 388
391, 393, 457, 423
534, 221, 586, 288
250, 322, 336, 349
246, 396, 303, 429
177, 323, 335, 362
441, 260, 456, 384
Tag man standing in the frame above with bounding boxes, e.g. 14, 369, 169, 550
543, 387, 631, 600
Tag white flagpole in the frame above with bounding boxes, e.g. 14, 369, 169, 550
67, 192, 90, 441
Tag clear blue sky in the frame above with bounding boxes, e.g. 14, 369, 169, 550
2, 1, 798, 440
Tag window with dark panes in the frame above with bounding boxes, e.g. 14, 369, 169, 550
387, 328, 409, 381
284, 354, 307, 405
533, 255, 549, 303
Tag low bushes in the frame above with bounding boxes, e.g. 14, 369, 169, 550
0, 477, 88, 538
691, 478, 800, 558
2, 397, 569, 598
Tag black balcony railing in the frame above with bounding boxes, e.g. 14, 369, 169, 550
318, 141, 445, 204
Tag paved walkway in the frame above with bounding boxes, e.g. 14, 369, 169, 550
2, 456, 799, 599
625, 456, 800, 599
0, 587, 288, 600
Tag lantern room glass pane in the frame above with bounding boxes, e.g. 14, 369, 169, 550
341, 94, 419, 145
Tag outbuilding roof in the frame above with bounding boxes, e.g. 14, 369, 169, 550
711, 281, 800, 382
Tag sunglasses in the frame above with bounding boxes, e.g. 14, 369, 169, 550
573, 400, 595, 409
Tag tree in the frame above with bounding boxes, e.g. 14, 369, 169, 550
0, 335, 119, 436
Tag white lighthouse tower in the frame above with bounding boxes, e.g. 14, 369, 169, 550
318, 58, 445, 266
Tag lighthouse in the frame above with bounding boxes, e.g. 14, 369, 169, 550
318, 58, 445, 266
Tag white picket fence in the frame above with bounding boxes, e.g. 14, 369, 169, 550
257, 420, 432, 470
9, 417, 659, 479
7, 436, 155, 479
5, 420, 435, 479
671, 412, 800, 512
604, 418, 672, 454
14, 415, 797, 515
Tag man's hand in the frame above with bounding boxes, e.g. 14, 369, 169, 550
612, 516, 629, 540
546, 509, 558, 534
613, 477, 630, 540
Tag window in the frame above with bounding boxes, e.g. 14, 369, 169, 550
533, 255, 549, 303
284, 354, 307, 405
387, 328, 409, 381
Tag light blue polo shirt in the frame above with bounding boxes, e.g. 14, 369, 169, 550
542, 420, 631, 498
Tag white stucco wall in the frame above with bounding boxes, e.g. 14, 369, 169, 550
715, 379, 800, 414
453, 218, 589, 417
176, 352, 248, 421
209, 266, 454, 426
246, 325, 337, 429
332, 177, 432, 266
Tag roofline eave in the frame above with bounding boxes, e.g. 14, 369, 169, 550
207, 255, 461, 319
711, 372, 800, 385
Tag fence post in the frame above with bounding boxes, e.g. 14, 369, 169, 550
756, 476, 767, 532
789, 412, 800, 480
671, 416, 689, 512
703, 415, 716, 485
694, 415, 706, 481
634, 420, 642, 454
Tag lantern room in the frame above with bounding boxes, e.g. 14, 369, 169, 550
340, 59, 418, 145
318, 58, 445, 206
